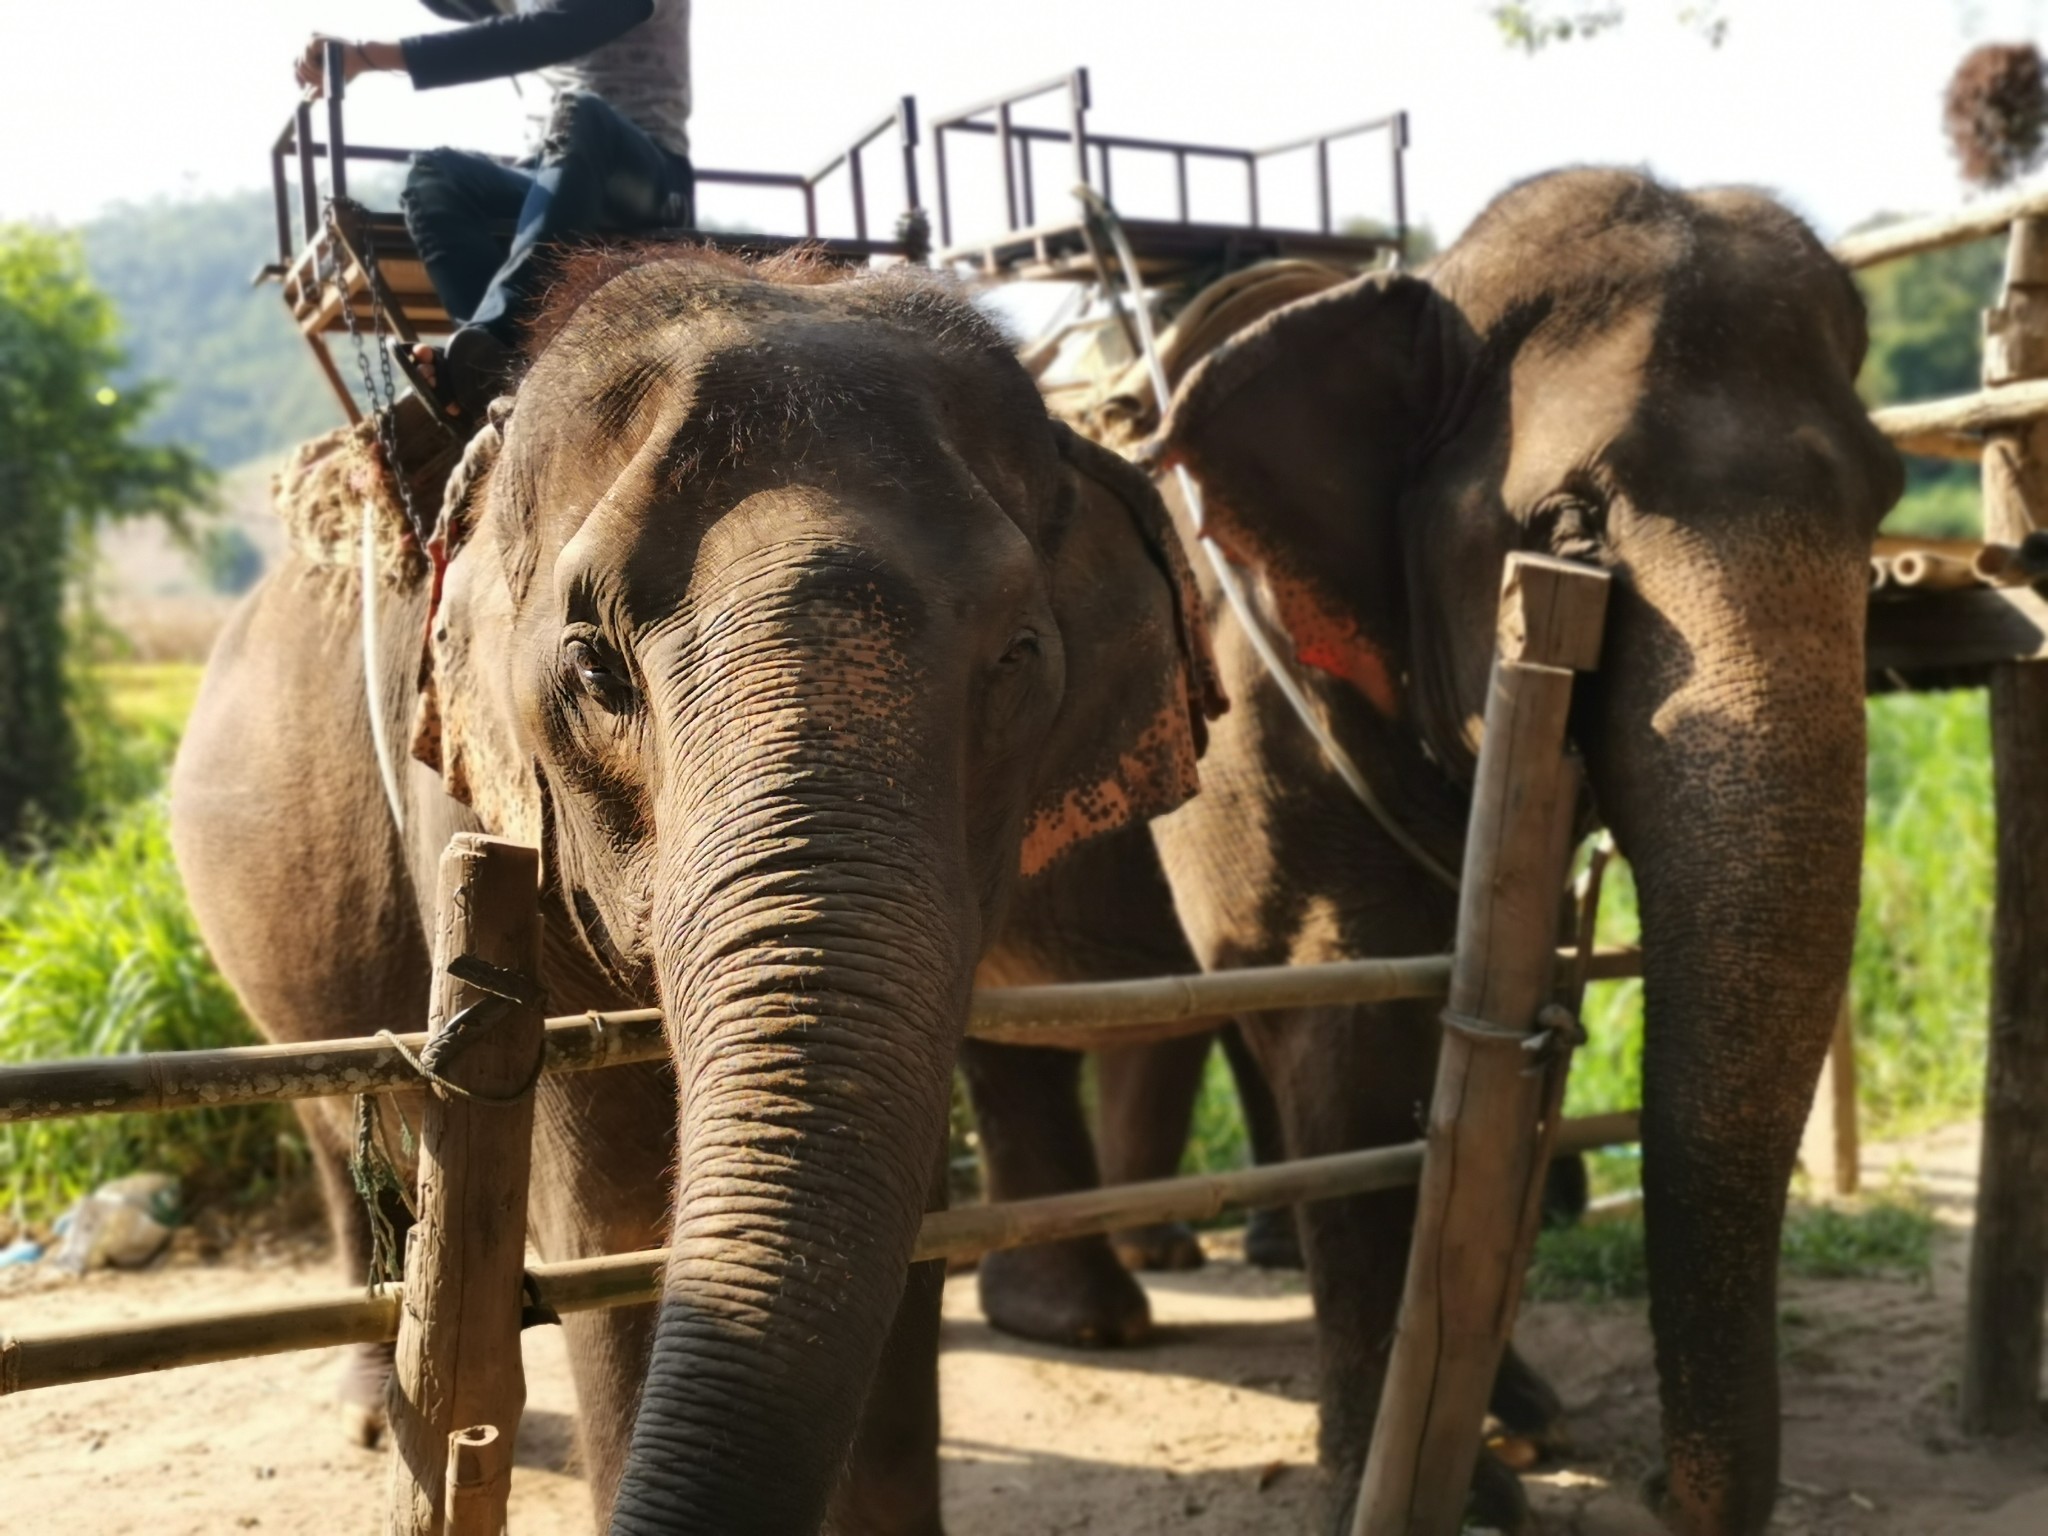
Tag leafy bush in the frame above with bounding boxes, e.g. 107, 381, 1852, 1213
0, 796, 288, 1230
1566, 691, 1993, 1143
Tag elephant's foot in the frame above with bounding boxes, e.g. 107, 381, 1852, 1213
334, 1340, 394, 1449
1469, 1449, 1537, 1535
978, 1238, 1153, 1348
1109, 1220, 1206, 1273
1243, 1204, 1304, 1270
1487, 1343, 1573, 1465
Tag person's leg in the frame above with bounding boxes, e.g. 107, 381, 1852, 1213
399, 148, 535, 327
463, 92, 678, 349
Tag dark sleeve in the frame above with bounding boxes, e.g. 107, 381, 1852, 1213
401, 0, 654, 89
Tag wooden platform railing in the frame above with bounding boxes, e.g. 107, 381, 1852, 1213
1832, 195, 2048, 1439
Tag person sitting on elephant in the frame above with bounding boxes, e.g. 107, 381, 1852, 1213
294, 0, 694, 427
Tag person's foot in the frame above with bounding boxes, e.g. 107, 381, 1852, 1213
389, 330, 514, 428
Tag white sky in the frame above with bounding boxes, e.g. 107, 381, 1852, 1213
4, 0, 2048, 246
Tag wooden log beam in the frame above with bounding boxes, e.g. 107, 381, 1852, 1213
1869, 378, 2048, 461
1832, 184, 2048, 270
1963, 215, 2048, 1435
1355, 553, 1611, 1536
0, 951, 1645, 1123
0, 1112, 1641, 1396
385, 836, 543, 1536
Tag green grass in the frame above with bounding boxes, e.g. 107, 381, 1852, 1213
0, 662, 295, 1236
1563, 690, 1993, 1145
1526, 1191, 1936, 1304
0, 797, 289, 1230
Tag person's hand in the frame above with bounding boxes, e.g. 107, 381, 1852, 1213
294, 35, 383, 96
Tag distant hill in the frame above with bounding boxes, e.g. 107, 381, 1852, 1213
81, 186, 396, 469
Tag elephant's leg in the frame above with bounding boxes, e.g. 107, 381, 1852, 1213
1095, 1032, 1215, 1273
526, 1058, 676, 1525
298, 1095, 412, 1446
1222, 1024, 1305, 1271
960, 1038, 1151, 1348
1241, 1004, 1534, 1536
828, 1257, 947, 1536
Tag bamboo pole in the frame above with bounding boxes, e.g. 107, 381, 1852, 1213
1831, 184, 2048, 270
0, 951, 1645, 1123
1889, 551, 1984, 591
444, 1427, 510, 1536
385, 836, 543, 1536
1354, 553, 1610, 1536
1868, 378, 2048, 460
1799, 995, 1861, 1198
1964, 216, 2048, 1437
0, 1111, 1641, 1396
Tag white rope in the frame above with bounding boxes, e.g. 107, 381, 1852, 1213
1071, 185, 1460, 891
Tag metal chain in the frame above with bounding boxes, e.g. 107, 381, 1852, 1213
326, 204, 425, 542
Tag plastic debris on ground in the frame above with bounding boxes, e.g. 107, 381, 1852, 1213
48, 1173, 182, 1274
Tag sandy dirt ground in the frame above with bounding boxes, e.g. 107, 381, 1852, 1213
7, 1123, 2048, 1536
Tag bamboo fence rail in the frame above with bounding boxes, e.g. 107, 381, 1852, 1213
0, 1111, 1641, 1397
0, 950, 1643, 1123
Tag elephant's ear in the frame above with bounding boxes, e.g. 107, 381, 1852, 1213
410, 405, 544, 848
1156, 270, 1454, 719
1018, 424, 1227, 880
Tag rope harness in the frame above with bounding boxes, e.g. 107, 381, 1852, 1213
1071, 187, 1462, 892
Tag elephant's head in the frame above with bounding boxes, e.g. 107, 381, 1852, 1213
1160, 170, 1900, 1533
415, 250, 1222, 1532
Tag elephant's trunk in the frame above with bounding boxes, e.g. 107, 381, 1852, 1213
1588, 533, 1867, 1535
607, 598, 973, 1533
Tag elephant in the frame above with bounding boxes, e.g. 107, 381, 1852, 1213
966, 168, 1901, 1536
169, 246, 1226, 1534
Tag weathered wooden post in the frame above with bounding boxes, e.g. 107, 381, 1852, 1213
386, 835, 544, 1534
1962, 215, 2048, 1436
1799, 997, 1861, 1198
1353, 554, 1609, 1536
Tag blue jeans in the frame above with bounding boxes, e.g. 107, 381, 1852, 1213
401, 92, 695, 351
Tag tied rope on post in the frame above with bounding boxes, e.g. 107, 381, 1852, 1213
344, 953, 546, 1288
1070, 185, 1461, 891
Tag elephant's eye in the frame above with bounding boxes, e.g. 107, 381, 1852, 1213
564, 635, 636, 711
1531, 492, 1607, 561
996, 630, 1041, 670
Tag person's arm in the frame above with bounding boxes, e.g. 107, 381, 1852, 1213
293, 0, 653, 95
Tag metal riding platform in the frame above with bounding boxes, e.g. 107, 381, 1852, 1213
260, 42, 926, 423
928, 68, 1408, 286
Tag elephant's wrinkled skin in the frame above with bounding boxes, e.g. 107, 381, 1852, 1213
170, 251, 1221, 1535
977, 170, 1901, 1536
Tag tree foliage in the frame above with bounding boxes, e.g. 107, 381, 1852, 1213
0, 227, 210, 844
1943, 43, 2048, 189
1855, 232, 2005, 408
81, 191, 364, 470
1488, 1, 1725, 54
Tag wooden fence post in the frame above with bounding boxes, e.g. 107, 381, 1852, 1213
1963, 215, 2048, 1436
1353, 554, 1609, 1536
386, 835, 544, 1535
1799, 996, 1860, 1198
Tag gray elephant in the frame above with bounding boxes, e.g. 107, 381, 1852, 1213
968, 169, 1901, 1535
170, 248, 1223, 1534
